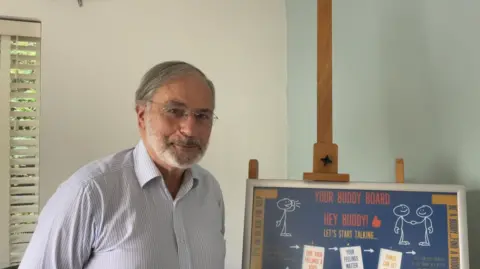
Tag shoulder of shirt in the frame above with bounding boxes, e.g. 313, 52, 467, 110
55, 148, 225, 206
57, 146, 135, 192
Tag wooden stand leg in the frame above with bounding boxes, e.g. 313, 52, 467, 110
396, 158, 404, 183
248, 159, 259, 179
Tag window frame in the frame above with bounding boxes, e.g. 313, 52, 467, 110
0, 18, 41, 266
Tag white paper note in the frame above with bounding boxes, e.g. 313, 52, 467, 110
302, 245, 325, 269
377, 248, 402, 269
339, 246, 364, 269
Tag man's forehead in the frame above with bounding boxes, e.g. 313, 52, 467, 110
163, 99, 212, 112
151, 76, 213, 109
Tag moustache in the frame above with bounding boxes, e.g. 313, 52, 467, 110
167, 138, 202, 148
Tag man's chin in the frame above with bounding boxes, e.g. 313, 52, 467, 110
164, 152, 204, 168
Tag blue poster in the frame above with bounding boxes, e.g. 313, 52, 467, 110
248, 187, 460, 269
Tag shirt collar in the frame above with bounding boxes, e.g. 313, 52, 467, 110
133, 140, 199, 188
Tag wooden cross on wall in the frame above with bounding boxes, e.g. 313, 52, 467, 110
303, 0, 350, 182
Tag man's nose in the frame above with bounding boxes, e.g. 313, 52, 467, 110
178, 114, 196, 135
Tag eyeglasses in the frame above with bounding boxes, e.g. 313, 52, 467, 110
146, 100, 218, 126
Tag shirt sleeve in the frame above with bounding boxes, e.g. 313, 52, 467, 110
18, 178, 98, 269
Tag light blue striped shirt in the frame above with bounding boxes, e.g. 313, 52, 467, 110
18, 140, 226, 269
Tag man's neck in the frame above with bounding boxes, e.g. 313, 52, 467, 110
157, 164, 185, 199
142, 142, 186, 198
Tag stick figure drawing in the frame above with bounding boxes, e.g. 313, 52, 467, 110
276, 198, 301, 237
393, 204, 413, 245
414, 205, 434, 246
393, 204, 434, 247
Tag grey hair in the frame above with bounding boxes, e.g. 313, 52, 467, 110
135, 60, 215, 108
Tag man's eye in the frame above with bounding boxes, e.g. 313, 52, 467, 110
165, 108, 184, 117
195, 113, 211, 120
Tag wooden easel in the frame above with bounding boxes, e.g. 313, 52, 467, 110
248, 0, 406, 184
302, 0, 348, 182
248, 158, 405, 182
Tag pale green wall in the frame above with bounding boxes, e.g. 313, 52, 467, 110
286, 0, 479, 266
286, 0, 317, 179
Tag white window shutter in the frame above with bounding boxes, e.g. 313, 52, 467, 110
0, 19, 41, 265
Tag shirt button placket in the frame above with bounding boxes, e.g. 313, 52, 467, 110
173, 202, 192, 269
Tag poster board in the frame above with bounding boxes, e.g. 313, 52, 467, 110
242, 179, 469, 269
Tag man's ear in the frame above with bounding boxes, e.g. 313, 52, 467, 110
136, 104, 147, 129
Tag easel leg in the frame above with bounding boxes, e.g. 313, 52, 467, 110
248, 159, 259, 179
396, 158, 404, 183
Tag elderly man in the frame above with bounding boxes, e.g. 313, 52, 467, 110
19, 61, 226, 269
